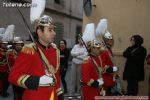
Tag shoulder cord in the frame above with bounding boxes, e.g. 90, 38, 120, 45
38, 47, 60, 77
91, 56, 103, 79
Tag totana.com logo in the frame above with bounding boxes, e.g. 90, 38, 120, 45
3, 2, 37, 8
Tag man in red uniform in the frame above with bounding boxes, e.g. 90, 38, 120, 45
11, 36, 25, 100
0, 41, 16, 97
103, 32, 114, 61
96, 19, 119, 95
81, 39, 104, 100
9, 15, 63, 100
102, 32, 119, 95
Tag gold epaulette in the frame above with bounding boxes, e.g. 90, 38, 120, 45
21, 43, 36, 55
51, 43, 58, 49
83, 56, 90, 64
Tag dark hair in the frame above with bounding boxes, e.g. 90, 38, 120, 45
59, 39, 67, 46
131, 35, 144, 46
33, 25, 44, 41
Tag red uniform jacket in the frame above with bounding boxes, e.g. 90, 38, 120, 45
9, 43, 62, 100
100, 51, 114, 88
81, 56, 99, 100
81, 51, 113, 100
0, 49, 16, 72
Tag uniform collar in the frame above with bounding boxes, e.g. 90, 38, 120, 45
37, 41, 51, 50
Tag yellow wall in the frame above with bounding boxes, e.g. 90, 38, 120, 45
83, 0, 150, 54
83, 0, 150, 96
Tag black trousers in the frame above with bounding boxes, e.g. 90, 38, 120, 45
13, 85, 24, 100
0, 72, 9, 95
61, 69, 67, 92
127, 79, 138, 96
106, 86, 113, 96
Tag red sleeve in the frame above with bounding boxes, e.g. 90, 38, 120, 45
8, 52, 39, 90
82, 61, 92, 83
103, 51, 113, 67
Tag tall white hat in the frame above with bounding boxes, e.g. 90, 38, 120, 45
96, 19, 107, 36
30, 0, 46, 24
2, 24, 15, 42
82, 23, 95, 44
96, 18, 113, 39
0, 28, 5, 41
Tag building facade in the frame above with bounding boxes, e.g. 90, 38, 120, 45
0, 0, 83, 48
83, 0, 150, 96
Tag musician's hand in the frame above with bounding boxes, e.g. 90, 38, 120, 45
113, 66, 119, 72
39, 75, 54, 86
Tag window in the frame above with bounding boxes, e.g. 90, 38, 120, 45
54, 0, 63, 4
75, 25, 82, 43
54, 22, 64, 45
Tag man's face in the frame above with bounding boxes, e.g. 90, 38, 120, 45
38, 26, 56, 44
91, 47, 101, 56
106, 39, 114, 47
14, 43, 24, 52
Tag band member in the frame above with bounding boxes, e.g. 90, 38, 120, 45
103, 32, 114, 61
9, 15, 63, 100
0, 41, 16, 97
96, 19, 119, 95
102, 32, 119, 95
81, 39, 104, 100
81, 23, 104, 100
12, 36, 25, 100
13, 36, 24, 53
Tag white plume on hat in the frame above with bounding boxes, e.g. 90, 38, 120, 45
2, 25, 15, 42
30, 0, 46, 24
95, 19, 108, 36
96, 18, 113, 39
0, 28, 5, 34
82, 23, 95, 43
0, 28, 5, 40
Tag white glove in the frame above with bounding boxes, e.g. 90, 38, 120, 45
113, 66, 118, 72
39, 75, 54, 85
97, 78, 104, 86
7, 45, 12, 49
